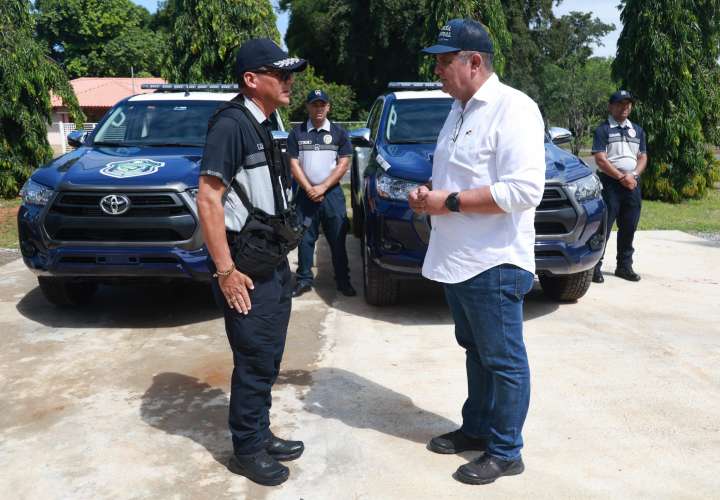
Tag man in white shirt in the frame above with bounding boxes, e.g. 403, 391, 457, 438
409, 19, 545, 485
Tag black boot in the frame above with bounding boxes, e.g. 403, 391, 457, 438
615, 265, 641, 281
592, 265, 604, 283
227, 449, 289, 486
266, 433, 304, 461
427, 429, 487, 454
454, 453, 525, 485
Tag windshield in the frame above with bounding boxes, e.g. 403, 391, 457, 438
385, 98, 453, 144
93, 100, 223, 147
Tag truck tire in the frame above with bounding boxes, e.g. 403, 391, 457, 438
38, 277, 97, 306
539, 269, 593, 302
350, 159, 364, 238
362, 238, 398, 306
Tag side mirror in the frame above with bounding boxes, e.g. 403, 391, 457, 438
349, 127, 373, 147
549, 127, 573, 146
67, 130, 87, 148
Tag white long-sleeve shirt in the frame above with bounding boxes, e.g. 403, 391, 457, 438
422, 73, 546, 284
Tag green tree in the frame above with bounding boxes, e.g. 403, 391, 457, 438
34, 0, 155, 77
541, 57, 616, 154
283, 0, 426, 109
161, 0, 280, 83
419, 0, 511, 78
95, 28, 165, 77
282, 0, 511, 110
614, 0, 720, 201
534, 12, 615, 153
499, 0, 555, 100
288, 65, 356, 122
1, 0, 83, 197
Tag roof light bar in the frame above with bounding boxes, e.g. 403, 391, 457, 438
140, 83, 240, 92
387, 82, 443, 90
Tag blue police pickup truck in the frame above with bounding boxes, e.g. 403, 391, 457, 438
17, 84, 286, 306
349, 83, 607, 305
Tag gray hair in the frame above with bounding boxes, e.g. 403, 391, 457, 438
458, 50, 494, 72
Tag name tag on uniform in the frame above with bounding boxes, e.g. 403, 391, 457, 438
609, 133, 621, 138
298, 140, 312, 145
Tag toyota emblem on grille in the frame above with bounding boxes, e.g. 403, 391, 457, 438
99, 194, 131, 215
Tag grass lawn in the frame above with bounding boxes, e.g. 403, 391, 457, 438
639, 188, 720, 232
0, 198, 21, 249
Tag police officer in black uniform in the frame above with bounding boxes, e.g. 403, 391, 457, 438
287, 89, 356, 297
591, 90, 648, 283
197, 38, 307, 486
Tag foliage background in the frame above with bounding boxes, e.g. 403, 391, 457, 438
1, 0, 83, 197
613, 0, 720, 201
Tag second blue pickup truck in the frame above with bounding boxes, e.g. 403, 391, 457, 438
349, 83, 607, 305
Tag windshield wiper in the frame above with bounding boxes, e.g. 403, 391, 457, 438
143, 142, 202, 148
93, 141, 126, 147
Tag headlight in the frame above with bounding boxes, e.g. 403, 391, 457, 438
19, 179, 54, 206
376, 171, 421, 201
566, 174, 602, 203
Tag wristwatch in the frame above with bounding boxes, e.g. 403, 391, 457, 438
445, 192, 461, 212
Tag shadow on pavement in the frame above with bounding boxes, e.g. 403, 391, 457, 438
140, 372, 231, 467
307, 237, 559, 324
16, 281, 221, 328
300, 367, 458, 445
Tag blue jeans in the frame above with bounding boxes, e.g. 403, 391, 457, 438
444, 264, 534, 461
295, 184, 350, 286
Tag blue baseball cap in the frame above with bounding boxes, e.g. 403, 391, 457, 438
609, 90, 635, 104
235, 38, 307, 80
422, 19, 494, 54
307, 89, 330, 103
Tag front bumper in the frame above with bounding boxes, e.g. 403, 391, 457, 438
17, 191, 211, 281
364, 183, 607, 278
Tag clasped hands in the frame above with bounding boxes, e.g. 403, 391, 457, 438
619, 173, 638, 190
408, 185, 450, 215
306, 183, 328, 202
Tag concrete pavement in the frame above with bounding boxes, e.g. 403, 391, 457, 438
1, 230, 719, 499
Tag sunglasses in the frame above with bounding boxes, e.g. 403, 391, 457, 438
252, 68, 294, 83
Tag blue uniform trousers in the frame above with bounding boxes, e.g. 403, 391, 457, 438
295, 184, 350, 286
210, 258, 292, 455
597, 173, 642, 269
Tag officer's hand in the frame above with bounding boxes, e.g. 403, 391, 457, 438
306, 186, 324, 202
314, 183, 329, 197
219, 270, 254, 315
620, 174, 637, 190
409, 185, 430, 213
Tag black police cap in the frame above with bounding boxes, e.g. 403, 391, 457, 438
235, 38, 307, 80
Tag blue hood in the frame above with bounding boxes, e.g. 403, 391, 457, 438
32, 145, 203, 191
543, 143, 591, 183
377, 143, 435, 182
377, 142, 591, 183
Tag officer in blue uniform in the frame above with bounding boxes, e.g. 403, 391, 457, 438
197, 38, 307, 486
591, 90, 648, 283
287, 90, 356, 297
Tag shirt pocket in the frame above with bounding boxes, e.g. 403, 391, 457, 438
448, 136, 494, 188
